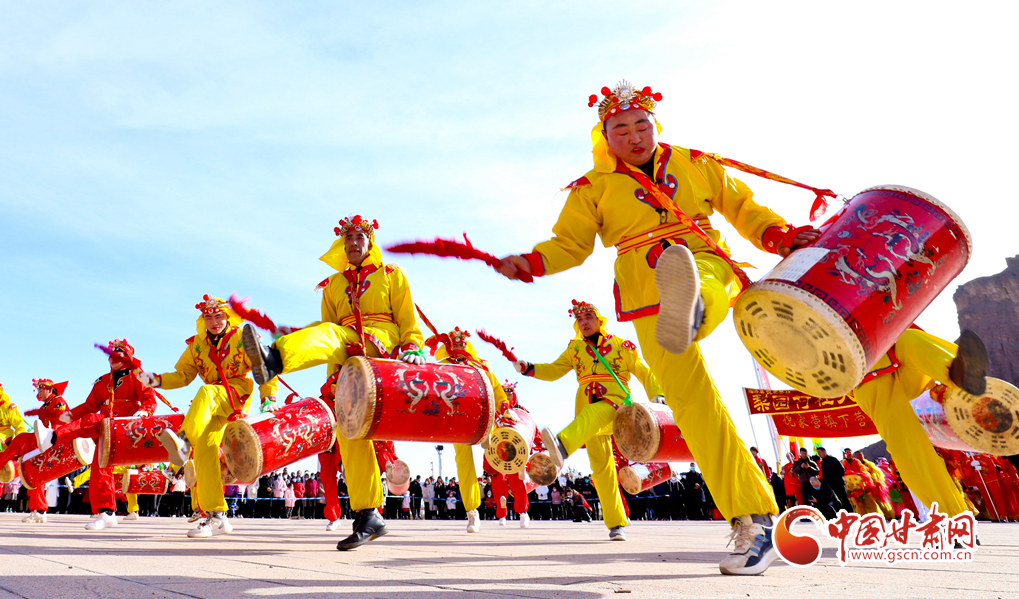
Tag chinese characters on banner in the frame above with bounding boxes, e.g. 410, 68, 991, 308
743, 388, 878, 437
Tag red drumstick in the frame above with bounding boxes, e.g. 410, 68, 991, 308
229, 294, 284, 335
385, 234, 533, 283
476, 329, 518, 363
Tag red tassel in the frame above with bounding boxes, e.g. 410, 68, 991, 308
229, 294, 278, 333
809, 193, 831, 222
93, 343, 141, 370
424, 333, 451, 356
415, 304, 440, 336
385, 235, 533, 283
476, 329, 518, 363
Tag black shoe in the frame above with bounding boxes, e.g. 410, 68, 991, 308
242, 324, 282, 386
950, 329, 988, 396
336, 509, 388, 551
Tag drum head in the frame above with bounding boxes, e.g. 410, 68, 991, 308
183, 460, 197, 488
98, 418, 113, 468
387, 459, 411, 486
735, 280, 866, 398
944, 377, 1019, 455
526, 452, 558, 486
335, 357, 377, 440
222, 420, 263, 485
73, 438, 96, 466
618, 465, 643, 495
0, 460, 16, 484
485, 426, 529, 475
612, 403, 660, 464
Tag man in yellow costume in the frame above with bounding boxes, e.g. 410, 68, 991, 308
138, 295, 278, 538
432, 327, 513, 533
515, 300, 661, 542
241, 215, 425, 551
0, 382, 28, 455
497, 82, 818, 574
846, 327, 988, 518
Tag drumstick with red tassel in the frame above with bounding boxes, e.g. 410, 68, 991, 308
476, 329, 518, 364
229, 294, 299, 337
386, 234, 533, 283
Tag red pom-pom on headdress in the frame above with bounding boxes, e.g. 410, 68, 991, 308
568, 299, 597, 319
196, 294, 228, 315
335, 215, 379, 237
589, 80, 661, 122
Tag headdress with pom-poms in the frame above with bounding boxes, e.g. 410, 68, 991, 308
334, 215, 380, 238
448, 327, 471, 345
588, 80, 662, 122
568, 299, 598, 319
195, 294, 229, 315
33, 378, 68, 397
95, 339, 142, 370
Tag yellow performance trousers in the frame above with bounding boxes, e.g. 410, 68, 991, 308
454, 444, 481, 513
632, 255, 778, 522
853, 329, 970, 517
276, 326, 386, 513
127, 493, 138, 514
182, 384, 251, 514
557, 401, 628, 529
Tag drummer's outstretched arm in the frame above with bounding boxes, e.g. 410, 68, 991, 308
257, 377, 279, 401
497, 189, 600, 281
389, 267, 424, 351
527, 348, 574, 382
152, 345, 200, 390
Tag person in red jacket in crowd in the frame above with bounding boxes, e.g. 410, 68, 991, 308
17, 379, 71, 523
37, 340, 158, 530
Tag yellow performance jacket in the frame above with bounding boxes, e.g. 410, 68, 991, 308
529, 334, 662, 414
528, 143, 788, 321
158, 325, 278, 401
0, 391, 28, 445
317, 252, 424, 357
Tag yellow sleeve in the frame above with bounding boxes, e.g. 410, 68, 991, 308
321, 274, 343, 325
388, 266, 425, 350
10, 403, 27, 437
532, 187, 602, 276
158, 344, 200, 390
625, 344, 663, 398
701, 159, 787, 252
532, 346, 575, 382
259, 376, 280, 400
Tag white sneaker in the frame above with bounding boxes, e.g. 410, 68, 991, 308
187, 512, 232, 538
326, 519, 342, 531
124, 512, 139, 521
466, 509, 480, 533
34, 421, 54, 452
539, 427, 567, 470
498, 517, 507, 526
519, 513, 530, 529
609, 525, 627, 541
85, 512, 118, 530
719, 515, 777, 575
23, 511, 47, 523
654, 244, 703, 355
158, 429, 190, 467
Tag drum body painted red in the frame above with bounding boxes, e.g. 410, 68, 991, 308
222, 397, 336, 484
485, 408, 537, 475
735, 186, 971, 397
613, 402, 694, 464
20, 438, 94, 490
123, 469, 170, 494
335, 357, 495, 444
99, 414, 186, 468
618, 462, 672, 495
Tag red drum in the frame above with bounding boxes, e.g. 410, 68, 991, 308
518, 469, 538, 495
122, 469, 170, 494
613, 402, 694, 464
0, 460, 16, 484
335, 357, 495, 444
99, 413, 186, 468
734, 186, 972, 398
485, 408, 537, 475
525, 452, 558, 486
618, 462, 672, 495
19, 438, 94, 490
385, 460, 411, 495
222, 397, 336, 484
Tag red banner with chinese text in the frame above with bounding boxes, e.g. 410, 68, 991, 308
743, 388, 877, 437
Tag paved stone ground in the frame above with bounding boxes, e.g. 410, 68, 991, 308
0, 514, 1016, 599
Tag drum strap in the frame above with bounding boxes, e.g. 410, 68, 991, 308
343, 265, 376, 356
615, 153, 754, 292
208, 327, 247, 421
584, 341, 632, 406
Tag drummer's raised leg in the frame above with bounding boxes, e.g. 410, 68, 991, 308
542, 400, 617, 469
655, 248, 736, 356
245, 323, 364, 385
894, 328, 987, 396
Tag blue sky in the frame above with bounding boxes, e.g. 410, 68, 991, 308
2, 1, 1017, 478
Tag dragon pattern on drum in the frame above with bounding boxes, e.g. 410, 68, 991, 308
735, 185, 971, 398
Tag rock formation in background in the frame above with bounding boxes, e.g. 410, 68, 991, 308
954, 256, 1019, 387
